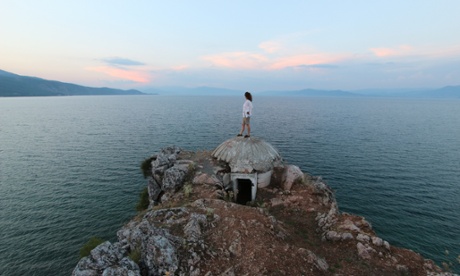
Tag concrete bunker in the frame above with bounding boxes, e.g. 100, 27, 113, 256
212, 137, 282, 204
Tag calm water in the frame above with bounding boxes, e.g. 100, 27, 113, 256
0, 95, 459, 275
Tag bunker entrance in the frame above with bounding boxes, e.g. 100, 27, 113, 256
236, 179, 253, 205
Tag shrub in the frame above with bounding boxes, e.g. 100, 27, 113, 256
79, 237, 104, 258
140, 156, 156, 178
206, 207, 214, 220
128, 246, 142, 263
136, 187, 150, 211
183, 182, 193, 198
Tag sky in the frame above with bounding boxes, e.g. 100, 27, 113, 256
1, 0, 460, 91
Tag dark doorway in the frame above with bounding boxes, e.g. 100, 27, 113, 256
236, 179, 253, 204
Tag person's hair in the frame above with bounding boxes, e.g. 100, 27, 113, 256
245, 91, 252, 102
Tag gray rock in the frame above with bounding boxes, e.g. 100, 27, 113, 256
219, 266, 236, 276
357, 242, 376, 260
356, 233, 370, 243
147, 177, 162, 203
270, 198, 284, 207
151, 146, 181, 172
338, 219, 361, 232
281, 165, 304, 191
72, 265, 99, 276
152, 154, 171, 170
102, 266, 140, 276
143, 235, 179, 274
396, 264, 409, 274
341, 232, 354, 240
117, 218, 182, 276
184, 213, 207, 243
383, 240, 390, 250
72, 241, 140, 276
304, 249, 329, 272
325, 231, 342, 241
163, 164, 189, 192
371, 236, 383, 247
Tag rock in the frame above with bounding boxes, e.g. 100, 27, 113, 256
356, 233, 370, 243
270, 198, 284, 207
102, 265, 140, 276
286, 195, 303, 204
193, 173, 221, 186
163, 164, 189, 192
313, 177, 335, 205
219, 266, 236, 276
304, 249, 329, 272
357, 242, 376, 260
228, 236, 242, 257
147, 177, 162, 203
72, 242, 140, 276
325, 231, 342, 241
184, 213, 207, 243
371, 236, 384, 247
383, 240, 390, 250
117, 218, 182, 276
396, 264, 409, 274
341, 232, 354, 240
338, 219, 361, 232
281, 165, 304, 191
73, 146, 451, 275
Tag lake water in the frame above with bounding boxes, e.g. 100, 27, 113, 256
0, 95, 459, 275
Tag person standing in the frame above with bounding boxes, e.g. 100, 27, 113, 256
237, 91, 253, 138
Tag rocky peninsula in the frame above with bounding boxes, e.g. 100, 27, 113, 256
73, 137, 456, 275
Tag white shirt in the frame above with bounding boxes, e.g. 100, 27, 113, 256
242, 99, 253, 118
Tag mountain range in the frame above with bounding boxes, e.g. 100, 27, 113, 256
142, 85, 460, 98
1, 69, 459, 98
0, 69, 144, 97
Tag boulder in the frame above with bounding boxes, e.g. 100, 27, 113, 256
72, 241, 140, 276
162, 164, 189, 192
147, 177, 162, 203
281, 165, 304, 191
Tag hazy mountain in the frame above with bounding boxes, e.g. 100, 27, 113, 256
2, 68, 459, 98
141, 86, 460, 98
415, 85, 460, 98
351, 86, 460, 98
140, 86, 242, 96
351, 88, 431, 96
0, 69, 144, 97
259, 88, 359, 97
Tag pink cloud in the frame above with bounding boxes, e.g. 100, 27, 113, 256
269, 53, 345, 70
171, 65, 189, 71
87, 66, 150, 83
203, 51, 346, 71
259, 41, 281, 53
370, 45, 413, 57
203, 52, 269, 69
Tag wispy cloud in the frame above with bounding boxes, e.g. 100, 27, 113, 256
88, 56, 150, 83
203, 52, 269, 69
102, 57, 145, 66
259, 41, 281, 54
370, 45, 413, 57
269, 53, 345, 70
171, 65, 189, 71
87, 66, 150, 83
202, 50, 346, 71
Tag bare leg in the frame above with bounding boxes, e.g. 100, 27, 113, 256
239, 123, 245, 135
247, 124, 250, 136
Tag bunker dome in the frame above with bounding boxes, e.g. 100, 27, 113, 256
212, 137, 282, 204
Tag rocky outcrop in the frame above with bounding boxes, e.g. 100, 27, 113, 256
72, 241, 140, 276
73, 146, 456, 276
145, 146, 196, 205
